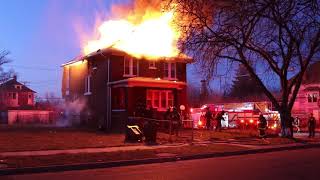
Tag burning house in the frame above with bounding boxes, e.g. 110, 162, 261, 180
61, 49, 190, 130
61, 3, 191, 130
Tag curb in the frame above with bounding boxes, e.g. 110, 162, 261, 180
1, 143, 320, 176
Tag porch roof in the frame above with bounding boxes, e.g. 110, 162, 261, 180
108, 77, 186, 89
303, 86, 320, 91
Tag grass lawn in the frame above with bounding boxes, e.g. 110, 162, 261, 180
0, 126, 125, 152
0, 144, 248, 169
0, 126, 297, 153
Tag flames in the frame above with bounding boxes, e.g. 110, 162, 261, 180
83, 1, 181, 59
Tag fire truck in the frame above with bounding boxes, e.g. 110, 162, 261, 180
190, 102, 281, 131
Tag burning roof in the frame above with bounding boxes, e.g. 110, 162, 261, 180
62, 47, 191, 67
79, 0, 188, 60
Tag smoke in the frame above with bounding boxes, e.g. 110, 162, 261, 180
55, 98, 87, 127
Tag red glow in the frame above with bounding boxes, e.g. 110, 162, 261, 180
240, 120, 244, 123
249, 119, 254, 123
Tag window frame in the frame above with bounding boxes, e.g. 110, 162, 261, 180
65, 66, 70, 95
123, 57, 139, 77
146, 90, 174, 111
84, 75, 92, 95
307, 93, 319, 103
12, 93, 17, 100
149, 61, 157, 69
164, 62, 177, 80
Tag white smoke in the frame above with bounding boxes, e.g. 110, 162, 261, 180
55, 98, 87, 127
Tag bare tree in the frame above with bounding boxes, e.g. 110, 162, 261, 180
0, 50, 15, 83
166, 0, 320, 136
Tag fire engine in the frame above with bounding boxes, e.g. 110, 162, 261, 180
190, 102, 281, 131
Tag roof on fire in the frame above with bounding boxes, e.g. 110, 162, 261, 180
61, 48, 192, 66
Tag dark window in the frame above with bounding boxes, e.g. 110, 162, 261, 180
112, 88, 125, 109
149, 61, 156, 69
12, 93, 16, 99
124, 57, 138, 76
164, 62, 176, 79
313, 93, 318, 102
124, 58, 130, 75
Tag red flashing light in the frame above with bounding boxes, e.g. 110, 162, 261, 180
240, 120, 244, 123
249, 119, 254, 123
198, 121, 202, 126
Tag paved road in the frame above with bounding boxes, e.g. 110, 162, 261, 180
3, 148, 320, 180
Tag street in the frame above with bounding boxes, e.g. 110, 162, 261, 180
3, 148, 320, 180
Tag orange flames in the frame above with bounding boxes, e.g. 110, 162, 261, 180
83, 1, 181, 59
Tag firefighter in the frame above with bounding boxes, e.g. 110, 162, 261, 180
288, 116, 294, 138
215, 111, 225, 132
294, 116, 301, 133
171, 107, 181, 136
308, 113, 316, 138
258, 113, 267, 138
205, 107, 213, 130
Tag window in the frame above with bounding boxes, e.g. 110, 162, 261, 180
28, 94, 32, 99
149, 61, 156, 69
112, 88, 125, 109
307, 93, 318, 103
124, 57, 138, 76
146, 91, 152, 107
84, 75, 91, 95
146, 90, 174, 111
15, 85, 22, 90
164, 62, 176, 80
12, 93, 17, 100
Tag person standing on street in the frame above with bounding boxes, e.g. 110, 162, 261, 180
258, 113, 267, 138
294, 116, 301, 133
308, 113, 316, 138
205, 107, 213, 130
288, 116, 294, 138
215, 111, 225, 132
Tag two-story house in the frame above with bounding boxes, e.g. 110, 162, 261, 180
61, 48, 190, 130
292, 61, 320, 124
0, 76, 35, 110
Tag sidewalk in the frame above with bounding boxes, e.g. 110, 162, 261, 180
0, 143, 188, 157
0, 134, 319, 176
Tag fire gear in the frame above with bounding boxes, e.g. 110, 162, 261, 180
308, 115, 316, 138
258, 114, 267, 138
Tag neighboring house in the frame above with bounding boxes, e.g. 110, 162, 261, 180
0, 77, 54, 125
61, 48, 190, 130
292, 61, 320, 124
0, 76, 35, 109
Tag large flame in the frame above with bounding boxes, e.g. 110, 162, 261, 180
83, 8, 180, 59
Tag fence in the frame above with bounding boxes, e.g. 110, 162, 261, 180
7, 110, 56, 125
128, 116, 195, 142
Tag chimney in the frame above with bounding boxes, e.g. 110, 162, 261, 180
13, 75, 17, 81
